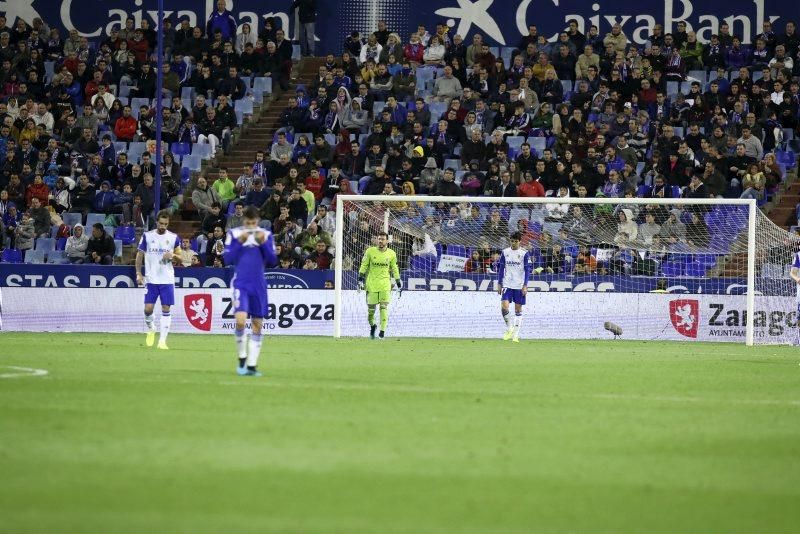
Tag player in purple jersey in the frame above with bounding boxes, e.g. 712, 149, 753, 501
223, 206, 278, 376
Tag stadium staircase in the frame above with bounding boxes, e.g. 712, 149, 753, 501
169, 57, 326, 241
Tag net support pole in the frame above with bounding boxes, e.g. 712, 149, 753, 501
153, 0, 164, 214
745, 198, 757, 346
333, 195, 345, 338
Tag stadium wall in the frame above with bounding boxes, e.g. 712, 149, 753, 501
1, 287, 796, 342
17, 0, 800, 54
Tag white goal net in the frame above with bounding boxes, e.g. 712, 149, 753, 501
333, 195, 800, 345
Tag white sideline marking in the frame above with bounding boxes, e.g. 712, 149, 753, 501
0, 366, 49, 379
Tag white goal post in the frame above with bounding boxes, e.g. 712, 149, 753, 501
331, 194, 787, 345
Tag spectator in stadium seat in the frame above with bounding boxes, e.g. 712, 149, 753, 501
217, 67, 247, 101
15, 210, 35, 252
518, 171, 546, 197
176, 238, 198, 267
308, 240, 333, 270
65, 223, 89, 263
270, 132, 293, 162
432, 65, 463, 102
204, 225, 226, 266
26, 197, 49, 238
226, 202, 245, 231
431, 167, 462, 196
365, 166, 393, 195
84, 223, 115, 264
206, 0, 237, 42
93, 180, 117, 214
575, 45, 600, 79
191, 177, 220, 220
198, 107, 224, 156
212, 168, 236, 210
113, 105, 137, 142
69, 175, 96, 221
243, 178, 268, 209
287, 187, 309, 226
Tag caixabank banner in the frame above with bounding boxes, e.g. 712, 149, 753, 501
14, 0, 799, 55
2, 288, 797, 343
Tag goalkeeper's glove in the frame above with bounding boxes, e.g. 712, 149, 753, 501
358, 275, 365, 291
395, 279, 402, 297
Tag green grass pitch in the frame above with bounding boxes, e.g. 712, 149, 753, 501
1, 333, 799, 533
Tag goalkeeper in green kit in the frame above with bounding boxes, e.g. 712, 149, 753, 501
358, 231, 402, 339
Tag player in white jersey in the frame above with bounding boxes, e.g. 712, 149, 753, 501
135, 210, 182, 349
497, 232, 531, 342
790, 251, 800, 344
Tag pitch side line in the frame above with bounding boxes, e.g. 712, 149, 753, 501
0, 366, 49, 379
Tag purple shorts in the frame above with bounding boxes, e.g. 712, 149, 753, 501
502, 288, 526, 305
233, 286, 268, 318
144, 283, 175, 306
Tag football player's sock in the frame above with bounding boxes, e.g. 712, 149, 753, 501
379, 306, 388, 331
513, 313, 523, 335
235, 328, 247, 365
502, 308, 512, 328
159, 312, 171, 343
247, 334, 263, 369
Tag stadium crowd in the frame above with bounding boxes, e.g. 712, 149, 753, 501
0, 3, 798, 273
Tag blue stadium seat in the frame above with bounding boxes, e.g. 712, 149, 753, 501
56, 238, 67, 251
35, 237, 56, 252
1, 248, 23, 263
127, 142, 147, 162
253, 77, 272, 94
182, 154, 202, 171
114, 239, 123, 259
85, 213, 106, 228
114, 141, 128, 154
415, 67, 435, 90
687, 70, 706, 83
235, 110, 244, 125
46, 250, 68, 264
410, 254, 437, 271
372, 101, 386, 116
61, 212, 82, 228
324, 133, 337, 147
24, 249, 46, 264
429, 102, 449, 119
235, 99, 254, 115
446, 245, 469, 257
192, 143, 213, 159
661, 262, 683, 277
500, 47, 515, 68
508, 208, 530, 229
171, 142, 191, 158
114, 225, 137, 246
666, 81, 681, 97
44, 61, 55, 82
444, 159, 460, 170
528, 137, 546, 154
507, 136, 525, 151
560, 80, 573, 93
685, 262, 707, 277
181, 86, 195, 100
